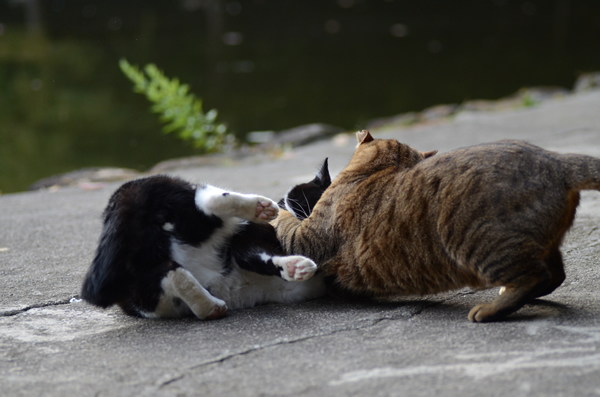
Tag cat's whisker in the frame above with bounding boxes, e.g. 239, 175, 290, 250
300, 207, 309, 219
293, 192, 311, 219
286, 197, 310, 219
302, 191, 312, 214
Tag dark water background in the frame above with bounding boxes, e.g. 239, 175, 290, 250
1, 0, 599, 193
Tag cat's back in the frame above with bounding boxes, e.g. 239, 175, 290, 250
406, 140, 577, 253
349, 139, 574, 245
417, 140, 550, 173
103, 175, 198, 226
409, 140, 566, 194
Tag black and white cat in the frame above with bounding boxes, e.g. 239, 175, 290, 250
80, 159, 331, 319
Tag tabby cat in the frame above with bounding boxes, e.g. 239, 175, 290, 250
273, 130, 600, 322
81, 161, 330, 319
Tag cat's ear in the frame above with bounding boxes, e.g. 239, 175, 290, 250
315, 158, 331, 187
356, 130, 374, 145
421, 150, 438, 159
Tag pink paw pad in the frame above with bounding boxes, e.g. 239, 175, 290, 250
205, 304, 227, 320
255, 201, 277, 220
286, 260, 299, 277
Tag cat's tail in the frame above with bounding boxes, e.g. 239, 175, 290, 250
81, 176, 190, 308
80, 177, 169, 308
562, 153, 600, 191
80, 199, 133, 308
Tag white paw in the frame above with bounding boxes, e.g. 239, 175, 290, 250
276, 256, 317, 282
499, 286, 506, 295
201, 298, 227, 320
252, 196, 279, 223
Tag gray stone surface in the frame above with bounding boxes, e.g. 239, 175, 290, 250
2, 90, 600, 396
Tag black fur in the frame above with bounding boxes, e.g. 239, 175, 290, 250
228, 223, 285, 277
278, 158, 331, 220
81, 176, 222, 314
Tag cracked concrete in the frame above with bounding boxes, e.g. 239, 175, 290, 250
0, 298, 74, 317
2, 90, 600, 396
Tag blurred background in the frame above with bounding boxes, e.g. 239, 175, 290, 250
1, 0, 599, 193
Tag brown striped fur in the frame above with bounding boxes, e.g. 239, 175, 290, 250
272, 130, 600, 322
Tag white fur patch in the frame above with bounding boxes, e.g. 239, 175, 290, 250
284, 194, 300, 219
171, 216, 241, 287
206, 269, 327, 310
195, 185, 278, 222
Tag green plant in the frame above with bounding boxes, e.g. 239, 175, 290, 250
520, 89, 539, 108
119, 59, 231, 152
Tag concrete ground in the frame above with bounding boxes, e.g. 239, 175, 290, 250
2, 90, 600, 396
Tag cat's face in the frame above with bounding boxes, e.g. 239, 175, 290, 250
279, 158, 331, 220
350, 130, 437, 172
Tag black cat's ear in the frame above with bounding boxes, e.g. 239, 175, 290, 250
422, 150, 438, 159
356, 130, 374, 145
314, 158, 331, 187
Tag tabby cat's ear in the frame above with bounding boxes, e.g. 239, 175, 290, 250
422, 150, 438, 159
356, 130, 374, 145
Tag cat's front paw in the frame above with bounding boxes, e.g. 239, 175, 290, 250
277, 256, 317, 282
254, 198, 279, 223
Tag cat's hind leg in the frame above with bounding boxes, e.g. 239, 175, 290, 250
533, 246, 566, 298
161, 267, 227, 320
497, 245, 567, 300
195, 185, 279, 223
469, 263, 552, 322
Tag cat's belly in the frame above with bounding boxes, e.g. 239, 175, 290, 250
328, 251, 485, 297
205, 270, 326, 310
